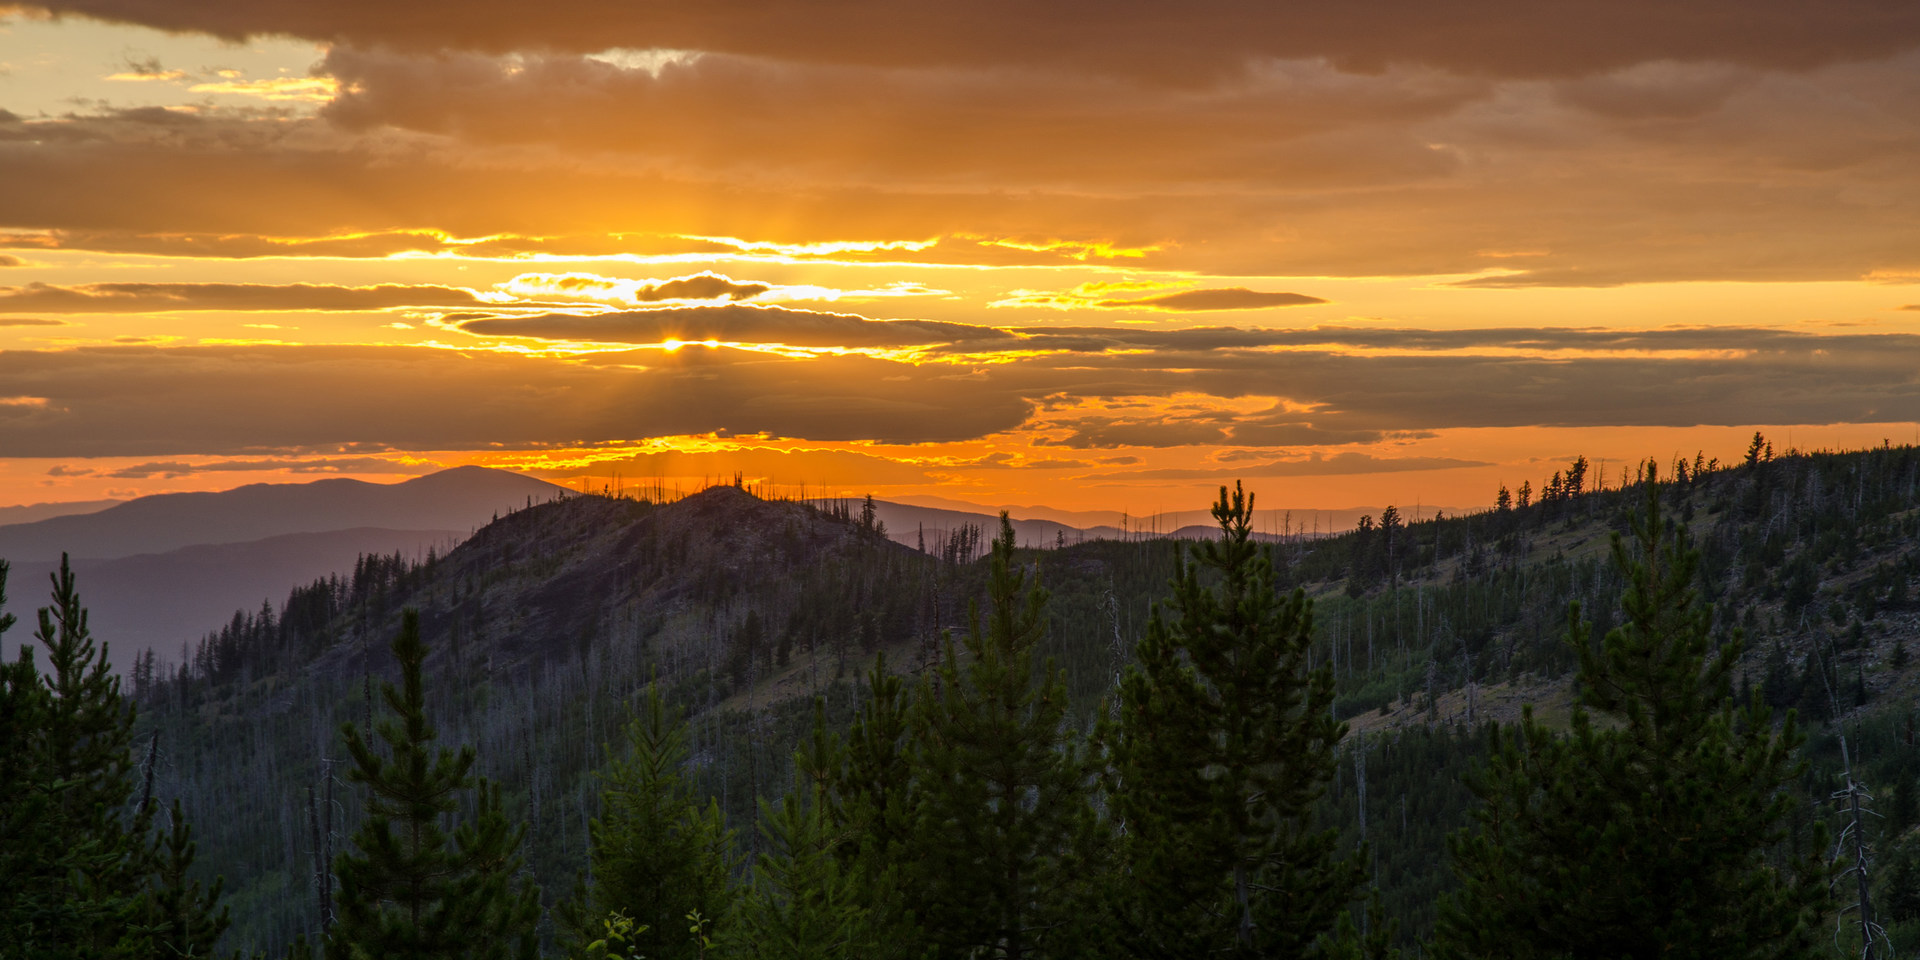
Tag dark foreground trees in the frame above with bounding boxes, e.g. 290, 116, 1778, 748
1435, 471, 1827, 959
0, 557, 230, 959
721, 763, 884, 960
1106, 481, 1362, 959
329, 610, 540, 960
564, 682, 735, 960
906, 515, 1100, 959
764, 516, 1105, 960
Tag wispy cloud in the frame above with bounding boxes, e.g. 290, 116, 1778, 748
1106, 452, 1489, 479
1097, 288, 1327, 312
0, 281, 493, 312
994, 283, 1325, 312
187, 76, 339, 102
459, 304, 997, 348
100, 456, 433, 479
101, 55, 339, 102
499, 272, 770, 304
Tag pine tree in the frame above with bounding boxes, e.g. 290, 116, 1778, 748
0, 559, 91, 957
329, 610, 539, 960
721, 766, 881, 960
0, 557, 230, 960
569, 682, 734, 960
1434, 470, 1827, 959
801, 661, 928, 960
907, 515, 1097, 959
823, 659, 915, 862
124, 800, 232, 958
1105, 482, 1360, 959
38, 556, 151, 958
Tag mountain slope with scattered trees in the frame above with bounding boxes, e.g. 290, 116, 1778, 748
8, 436, 1920, 957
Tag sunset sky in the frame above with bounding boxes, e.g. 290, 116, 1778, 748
3, 2, 1920, 516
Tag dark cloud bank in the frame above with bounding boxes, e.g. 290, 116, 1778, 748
3, 324, 1919, 457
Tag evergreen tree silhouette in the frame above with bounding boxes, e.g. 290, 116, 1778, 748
329, 610, 539, 960
1435, 469, 1827, 959
1105, 482, 1360, 959
0, 557, 230, 960
126, 800, 233, 958
722, 764, 883, 960
566, 681, 734, 960
908, 515, 1097, 959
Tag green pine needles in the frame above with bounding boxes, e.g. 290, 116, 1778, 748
1435, 469, 1827, 959
330, 609, 540, 960
1105, 481, 1362, 959
0, 556, 231, 960
568, 681, 735, 960
723, 766, 881, 960
907, 515, 1099, 960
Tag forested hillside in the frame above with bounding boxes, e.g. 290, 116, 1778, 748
9, 437, 1920, 957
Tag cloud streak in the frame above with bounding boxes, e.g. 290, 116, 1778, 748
1094, 288, 1327, 311
459, 305, 998, 347
1108, 452, 1488, 479
0, 281, 491, 312
502, 272, 771, 304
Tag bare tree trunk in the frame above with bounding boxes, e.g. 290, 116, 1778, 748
137, 730, 160, 817
1853, 781, 1877, 960
307, 784, 332, 933
1355, 747, 1367, 844
323, 768, 334, 929
1236, 860, 1254, 948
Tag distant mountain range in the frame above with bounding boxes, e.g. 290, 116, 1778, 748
0, 467, 569, 667
0, 466, 1447, 669
0, 466, 566, 562
0, 498, 122, 526
5, 528, 465, 668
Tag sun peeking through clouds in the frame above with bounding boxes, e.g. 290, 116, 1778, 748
1, 4, 1919, 513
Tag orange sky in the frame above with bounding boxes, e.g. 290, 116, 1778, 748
3, 3, 1919, 515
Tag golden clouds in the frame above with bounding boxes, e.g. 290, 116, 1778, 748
489, 271, 946, 308
1107, 452, 1488, 480
973, 238, 1159, 261
993, 283, 1327, 312
456, 305, 996, 350
98, 54, 340, 105
498, 272, 770, 305
1113, 289, 1326, 311
5, 3, 1920, 507
184, 76, 338, 103
0, 281, 494, 311
4, 326, 1919, 462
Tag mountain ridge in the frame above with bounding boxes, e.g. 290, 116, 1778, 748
0, 466, 567, 562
